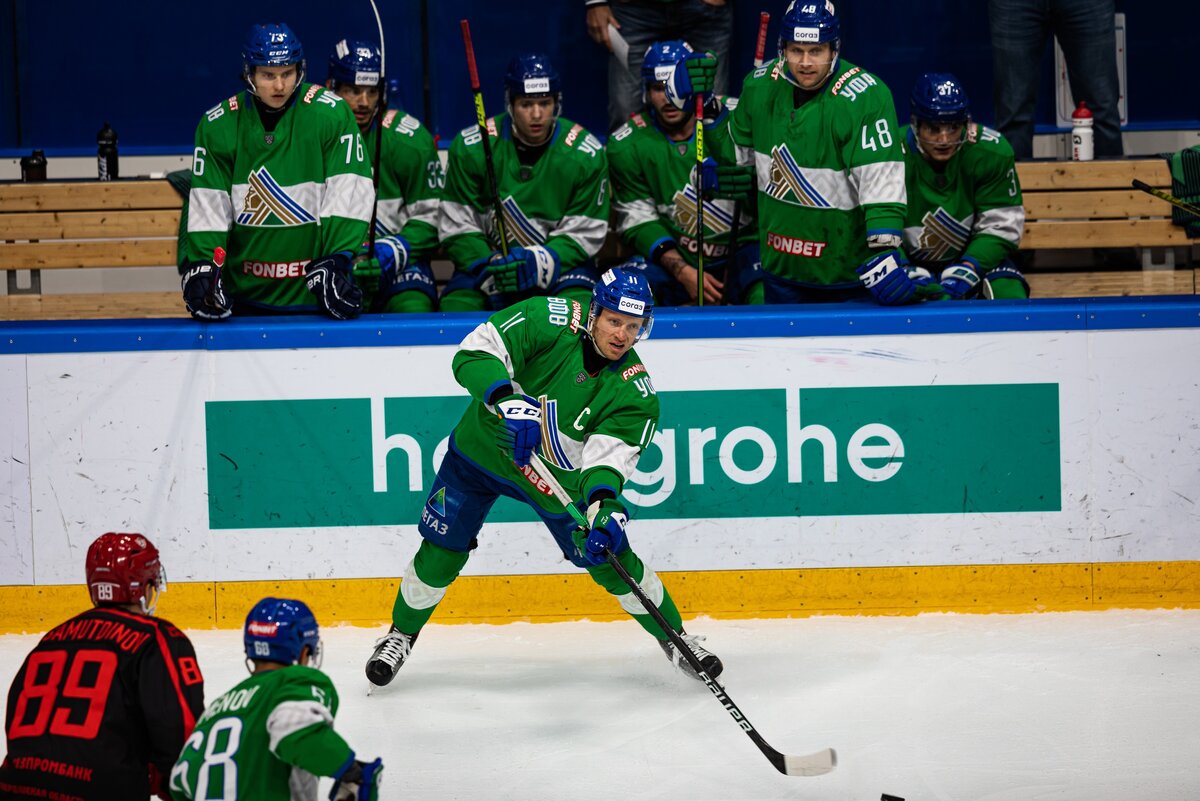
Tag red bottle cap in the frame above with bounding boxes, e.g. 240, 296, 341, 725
1071, 101, 1093, 120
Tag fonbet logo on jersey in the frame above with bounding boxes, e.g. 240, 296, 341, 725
204, 383, 1061, 529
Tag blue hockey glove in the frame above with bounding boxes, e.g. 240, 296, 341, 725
939, 261, 982, 299
305, 251, 363, 320
330, 756, 383, 801
373, 235, 411, 294
698, 157, 755, 201
181, 261, 232, 321
582, 498, 629, 566
665, 52, 718, 111
856, 249, 921, 306
485, 245, 560, 294
495, 393, 542, 467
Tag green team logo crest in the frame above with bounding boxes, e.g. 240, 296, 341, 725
765, 144, 831, 207
204, 383, 1061, 529
496, 197, 544, 247
673, 180, 733, 236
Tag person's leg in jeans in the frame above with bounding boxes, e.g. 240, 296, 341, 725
1052, 0, 1123, 156
608, 1, 669, 131
988, 0, 1049, 160
679, 0, 734, 97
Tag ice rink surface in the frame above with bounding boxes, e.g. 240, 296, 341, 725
2, 610, 1198, 801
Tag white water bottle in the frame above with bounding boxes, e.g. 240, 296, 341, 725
1071, 101, 1094, 162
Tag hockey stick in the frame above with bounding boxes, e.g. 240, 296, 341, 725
722, 11, 770, 304
1132, 178, 1200, 220
366, 0, 387, 257
526, 452, 837, 777
461, 19, 510, 258
694, 93, 706, 306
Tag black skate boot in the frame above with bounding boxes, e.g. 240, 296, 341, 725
659, 631, 723, 680
365, 626, 418, 687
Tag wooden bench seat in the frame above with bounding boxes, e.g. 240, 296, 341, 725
1, 158, 1196, 321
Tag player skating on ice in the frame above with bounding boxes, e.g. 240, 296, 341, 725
170, 598, 382, 801
1, 533, 204, 800
366, 268, 722, 687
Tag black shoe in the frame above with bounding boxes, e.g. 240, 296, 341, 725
659, 631, 723, 680
365, 626, 418, 687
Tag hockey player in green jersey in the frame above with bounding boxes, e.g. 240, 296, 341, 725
326, 39, 444, 313
365, 268, 723, 687
181, 24, 374, 321
608, 39, 763, 306
439, 54, 610, 312
901, 73, 1029, 300
684, 1, 940, 305
169, 598, 383, 801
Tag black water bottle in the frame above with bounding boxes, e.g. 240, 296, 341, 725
97, 122, 119, 180
19, 149, 47, 182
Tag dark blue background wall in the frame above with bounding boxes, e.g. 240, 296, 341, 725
0, 0, 1193, 156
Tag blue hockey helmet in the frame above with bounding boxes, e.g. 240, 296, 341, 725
244, 597, 322, 668
641, 40, 694, 109
777, 1, 841, 87
910, 72, 970, 124
242, 23, 306, 95
328, 38, 382, 87
504, 53, 562, 115
589, 267, 655, 342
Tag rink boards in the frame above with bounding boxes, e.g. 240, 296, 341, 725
2, 299, 1199, 632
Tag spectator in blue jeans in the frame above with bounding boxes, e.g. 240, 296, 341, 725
586, 0, 733, 132
987, 0, 1123, 159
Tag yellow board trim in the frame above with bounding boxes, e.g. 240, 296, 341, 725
2, 561, 1198, 635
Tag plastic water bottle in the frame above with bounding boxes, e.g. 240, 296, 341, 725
19, 149, 47, 182
1070, 102, 1094, 162
97, 122, 119, 180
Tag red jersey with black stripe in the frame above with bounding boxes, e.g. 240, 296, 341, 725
1, 607, 205, 801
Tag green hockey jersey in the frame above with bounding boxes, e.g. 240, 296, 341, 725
187, 84, 374, 310
367, 107, 443, 259
440, 115, 610, 273
450, 296, 659, 513
608, 106, 754, 268
900, 123, 1024, 272
168, 666, 352, 801
708, 58, 906, 285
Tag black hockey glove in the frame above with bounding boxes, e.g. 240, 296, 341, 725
305, 251, 363, 320
181, 261, 232, 321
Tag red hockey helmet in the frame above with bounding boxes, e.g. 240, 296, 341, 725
85, 533, 166, 615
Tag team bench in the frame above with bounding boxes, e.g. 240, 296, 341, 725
0, 158, 1195, 321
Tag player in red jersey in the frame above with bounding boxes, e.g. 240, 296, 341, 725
1, 532, 205, 800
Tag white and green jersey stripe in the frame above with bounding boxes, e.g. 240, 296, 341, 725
450, 296, 659, 512
187, 84, 374, 310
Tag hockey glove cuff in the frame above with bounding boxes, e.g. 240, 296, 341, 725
495, 393, 542, 468
181, 261, 232, 321
665, 52, 717, 110
374, 235, 412, 292
305, 251, 364, 320
699, 159, 754, 201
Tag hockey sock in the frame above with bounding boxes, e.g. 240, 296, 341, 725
984, 277, 1029, 299
584, 548, 684, 640
439, 289, 490, 312
383, 290, 435, 314
391, 540, 471, 633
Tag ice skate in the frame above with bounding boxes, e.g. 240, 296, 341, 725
659, 631, 723, 680
365, 626, 418, 687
